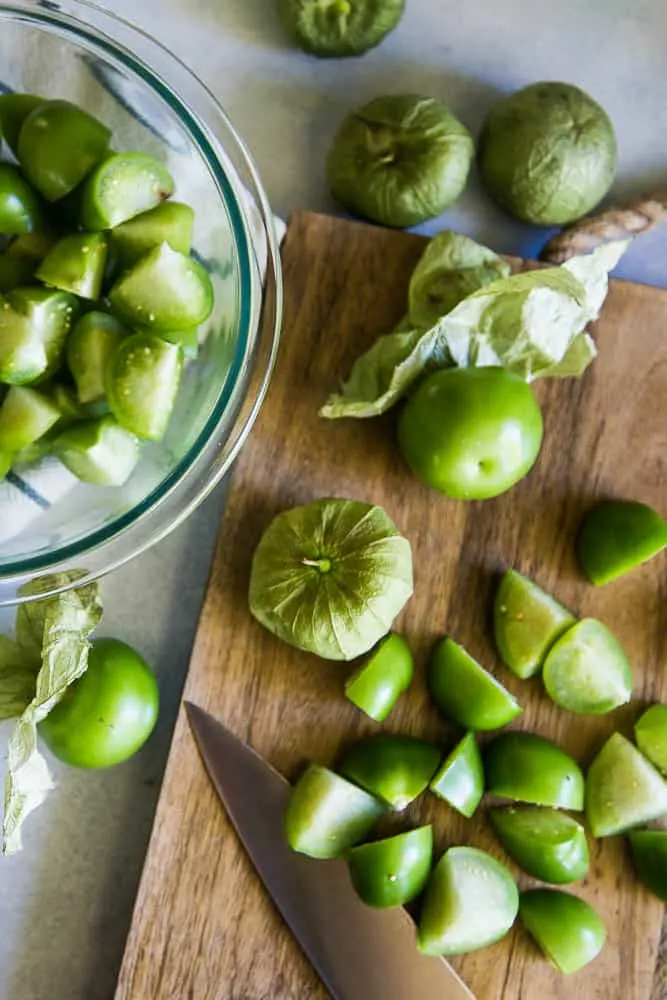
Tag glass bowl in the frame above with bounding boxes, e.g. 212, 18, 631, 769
0, 0, 282, 605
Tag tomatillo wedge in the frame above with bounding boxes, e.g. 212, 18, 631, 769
36, 232, 108, 300
347, 825, 433, 909
0, 164, 44, 234
344, 632, 414, 721
428, 637, 522, 730
110, 201, 194, 264
283, 0, 405, 58
0, 93, 43, 155
337, 733, 441, 810
106, 333, 182, 441
39, 637, 159, 769
542, 618, 632, 715
79, 152, 175, 230
484, 732, 585, 810
53, 416, 140, 487
397, 366, 543, 500
519, 889, 605, 974
418, 846, 519, 956
285, 763, 385, 858
0, 385, 60, 452
109, 243, 214, 331
0, 286, 76, 384
576, 499, 667, 585
494, 569, 575, 679
67, 311, 128, 404
429, 731, 484, 818
489, 806, 589, 884
628, 830, 667, 901
585, 732, 667, 837
17, 99, 111, 201
635, 704, 667, 773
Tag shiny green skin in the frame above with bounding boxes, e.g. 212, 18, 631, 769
428, 636, 522, 730
0, 93, 43, 155
489, 806, 589, 884
542, 618, 633, 715
484, 731, 585, 810
53, 415, 140, 486
283, 0, 404, 57
109, 243, 214, 331
493, 569, 575, 679
576, 499, 667, 585
338, 733, 441, 810
585, 732, 667, 837
106, 333, 182, 441
110, 201, 194, 264
284, 763, 385, 858
429, 731, 484, 818
36, 231, 108, 300
635, 704, 667, 773
0, 286, 77, 384
344, 632, 414, 721
397, 367, 543, 500
17, 99, 111, 201
347, 825, 433, 908
519, 889, 606, 974
39, 637, 159, 769
0, 385, 60, 452
67, 310, 128, 404
0, 164, 44, 234
628, 829, 667, 901
79, 152, 174, 230
418, 846, 518, 956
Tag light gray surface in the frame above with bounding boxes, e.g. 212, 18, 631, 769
1, 2, 667, 999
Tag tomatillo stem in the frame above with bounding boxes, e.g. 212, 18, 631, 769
302, 556, 332, 573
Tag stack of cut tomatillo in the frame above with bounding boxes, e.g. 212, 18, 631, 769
0, 93, 214, 486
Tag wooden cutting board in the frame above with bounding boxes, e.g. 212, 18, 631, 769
115, 210, 667, 1000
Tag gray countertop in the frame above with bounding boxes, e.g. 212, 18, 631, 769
1, 1, 667, 998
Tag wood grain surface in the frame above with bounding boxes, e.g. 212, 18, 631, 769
115, 211, 667, 1000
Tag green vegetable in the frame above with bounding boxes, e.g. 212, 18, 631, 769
542, 618, 633, 714
479, 82, 617, 226
0, 163, 44, 234
282, 0, 404, 57
489, 806, 589, 884
0, 286, 77, 385
0, 252, 36, 292
0, 93, 43, 156
53, 416, 140, 486
248, 498, 413, 661
110, 201, 194, 264
428, 636, 522, 730
337, 733, 441, 809
285, 763, 385, 858
576, 499, 667, 585
635, 704, 667, 773
484, 731, 585, 810
321, 240, 627, 419
429, 731, 484, 818
327, 94, 473, 228
0, 385, 60, 452
106, 332, 183, 441
418, 846, 518, 956
493, 569, 575, 679
585, 732, 667, 837
79, 152, 175, 230
519, 889, 606, 974
67, 310, 128, 404
347, 825, 433, 908
628, 830, 667, 901
344, 631, 413, 721
36, 231, 108, 300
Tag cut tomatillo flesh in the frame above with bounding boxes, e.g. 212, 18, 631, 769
53, 416, 139, 486
284, 763, 385, 858
0, 93, 43, 155
0, 286, 76, 384
347, 825, 433, 909
0, 164, 45, 234
542, 618, 633, 715
484, 731, 585, 810
418, 846, 518, 956
489, 806, 589, 884
428, 637, 521, 730
157, 326, 200, 361
429, 731, 484, 818
337, 733, 441, 810
18, 99, 111, 201
67, 310, 128, 404
0, 253, 35, 292
635, 704, 667, 772
79, 152, 175, 230
106, 333, 182, 440
110, 201, 194, 263
519, 889, 605, 974
36, 231, 108, 300
344, 632, 414, 721
576, 499, 667, 585
493, 569, 575, 679
628, 830, 667, 901
0, 385, 60, 451
109, 243, 214, 330
585, 732, 667, 837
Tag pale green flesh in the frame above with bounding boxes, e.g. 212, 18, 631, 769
429, 732, 484, 818
585, 732, 667, 837
494, 569, 575, 679
80, 152, 175, 229
635, 704, 667, 773
53, 417, 139, 486
542, 618, 632, 715
0, 386, 60, 451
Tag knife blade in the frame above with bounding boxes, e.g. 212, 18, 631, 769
185, 701, 475, 1000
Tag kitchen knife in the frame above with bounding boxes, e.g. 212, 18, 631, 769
185, 701, 476, 1000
